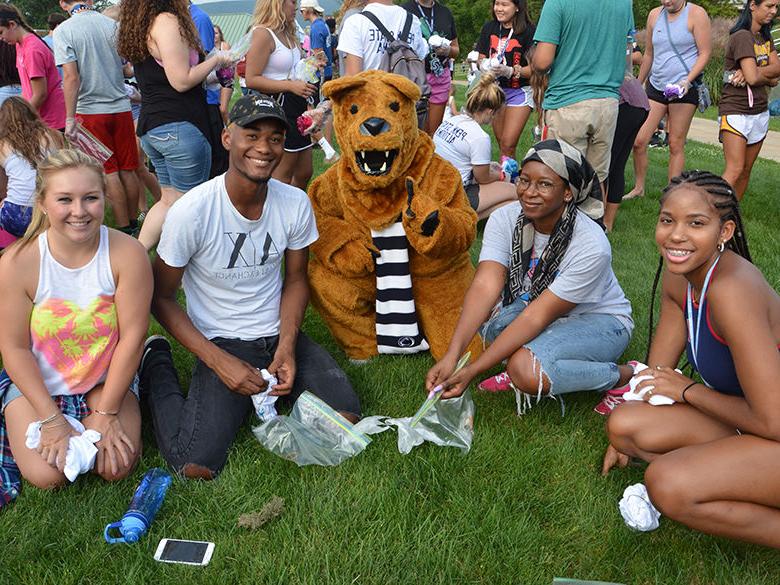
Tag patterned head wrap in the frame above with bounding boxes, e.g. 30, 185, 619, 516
505, 139, 604, 306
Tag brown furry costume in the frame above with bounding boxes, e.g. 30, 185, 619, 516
307, 70, 482, 361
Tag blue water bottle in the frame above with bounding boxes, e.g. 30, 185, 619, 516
104, 468, 172, 544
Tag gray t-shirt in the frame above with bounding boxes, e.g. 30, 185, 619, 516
479, 202, 633, 333
53, 10, 129, 114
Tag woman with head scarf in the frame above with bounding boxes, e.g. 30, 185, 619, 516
426, 139, 634, 410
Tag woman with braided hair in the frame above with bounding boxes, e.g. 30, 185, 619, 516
426, 139, 633, 405
603, 170, 780, 549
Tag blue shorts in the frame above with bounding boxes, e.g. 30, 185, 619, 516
1, 376, 139, 415
482, 297, 631, 395
0, 201, 32, 238
140, 121, 211, 192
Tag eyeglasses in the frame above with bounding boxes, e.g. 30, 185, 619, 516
517, 176, 560, 195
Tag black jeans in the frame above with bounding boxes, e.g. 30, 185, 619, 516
607, 103, 649, 204
141, 333, 360, 476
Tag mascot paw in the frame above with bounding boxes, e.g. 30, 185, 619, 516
404, 177, 439, 235
420, 210, 439, 237
331, 240, 379, 277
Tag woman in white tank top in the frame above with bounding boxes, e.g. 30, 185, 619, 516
245, 0, 318, 190
0, 150, 152, 495
0, 97, 63, 241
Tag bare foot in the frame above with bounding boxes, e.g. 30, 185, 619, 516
623, 188, 645, 200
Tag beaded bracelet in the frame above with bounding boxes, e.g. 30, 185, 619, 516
94, 409, 119, 416
681, 382, 697, 403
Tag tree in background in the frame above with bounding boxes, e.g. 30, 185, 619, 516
446, 0, 739, 58
12, 0, 114, 29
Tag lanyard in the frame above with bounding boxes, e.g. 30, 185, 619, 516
496, 26, 514, 64
685, 255, 720, 385
415, 1, 435, 35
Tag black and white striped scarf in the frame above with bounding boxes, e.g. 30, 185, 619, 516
505, 139, 604, 306
372, 219, 429, 354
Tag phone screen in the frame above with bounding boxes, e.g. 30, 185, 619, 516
158, 540, 210, 564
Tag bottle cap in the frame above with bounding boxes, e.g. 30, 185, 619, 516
104, 512, 148, 544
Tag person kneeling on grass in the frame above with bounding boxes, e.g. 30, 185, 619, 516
0, 150, 152, 504
139, 95, 361, 480
432, 73, 518, 220
603, 171, 780, 550
426, 139, 634, 407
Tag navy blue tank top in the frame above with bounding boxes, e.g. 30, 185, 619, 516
685, 292, 743, 396
685, 262, 780, 397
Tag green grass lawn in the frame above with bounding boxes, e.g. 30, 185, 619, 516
2, 105, 780, 584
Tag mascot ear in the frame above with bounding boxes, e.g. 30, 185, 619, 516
323, 76, 368, 102
382, 73, 421, 103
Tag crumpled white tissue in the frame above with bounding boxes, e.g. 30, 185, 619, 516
623, 362, 676, 406
252, 368, 279, 422
619, 483, 661, 532
25, 415, 101, 482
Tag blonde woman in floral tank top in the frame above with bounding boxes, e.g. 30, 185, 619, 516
0, 150, 151, 498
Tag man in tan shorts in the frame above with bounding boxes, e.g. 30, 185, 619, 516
531, 0, 633, 186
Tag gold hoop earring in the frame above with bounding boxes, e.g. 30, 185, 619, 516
718, 241, 725, 253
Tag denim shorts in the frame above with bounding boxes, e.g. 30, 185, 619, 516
482, 297, 631, 395
140, 121, 211, 192
1, 376, 139, 415
0, 201, 32, 238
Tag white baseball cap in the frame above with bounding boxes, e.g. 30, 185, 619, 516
300, 0, 325, 13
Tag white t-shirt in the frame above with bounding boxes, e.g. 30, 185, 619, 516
337, 3, 428, 71
479, 203, 633, 333
433, 114, 491, 186
157, 175, 319, 340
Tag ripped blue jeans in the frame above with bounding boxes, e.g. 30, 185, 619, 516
482, 298, 631, 395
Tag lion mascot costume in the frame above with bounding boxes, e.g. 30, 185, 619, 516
307, 70, 482, 362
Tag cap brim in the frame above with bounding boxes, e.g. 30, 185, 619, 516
232, 113, 290, 131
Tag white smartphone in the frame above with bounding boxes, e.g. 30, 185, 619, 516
153, 538, 215, 566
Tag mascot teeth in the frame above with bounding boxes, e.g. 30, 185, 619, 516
356, 149, 398, 176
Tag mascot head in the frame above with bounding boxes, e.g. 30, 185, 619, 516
323, 70, 422, 190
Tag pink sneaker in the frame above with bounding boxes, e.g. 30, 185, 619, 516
478, 371, 513, 392
593, 360, 638, 416
593, 392, 627, 416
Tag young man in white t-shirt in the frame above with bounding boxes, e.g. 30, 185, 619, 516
337, 0, 428, 75
139, 95, 361, 479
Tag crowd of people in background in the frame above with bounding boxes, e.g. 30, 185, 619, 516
0, 0, 778, 552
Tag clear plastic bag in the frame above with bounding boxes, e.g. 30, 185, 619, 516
253, 391, 371, 467
293, 52, 327, 84
354, 390, 475, 455
69, 124, 113, 164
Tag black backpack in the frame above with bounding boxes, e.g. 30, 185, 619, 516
361, 10, 430, 128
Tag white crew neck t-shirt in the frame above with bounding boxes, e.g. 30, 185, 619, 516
337, 3, 428, 71
479, 203, 634, 333
157, 175, 318, 340
433, 114, 492, 186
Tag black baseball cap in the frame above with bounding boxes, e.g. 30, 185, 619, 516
229, 94, 289, 130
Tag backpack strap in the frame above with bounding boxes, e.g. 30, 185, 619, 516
400, 11, 413, 44
361, 10, 396, 42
